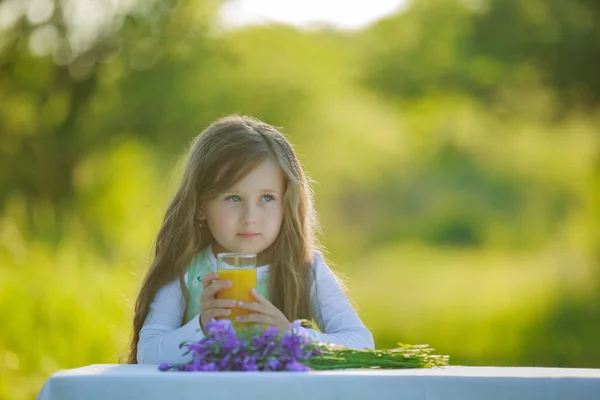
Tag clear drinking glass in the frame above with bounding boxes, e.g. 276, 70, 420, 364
216, 253, 257, 321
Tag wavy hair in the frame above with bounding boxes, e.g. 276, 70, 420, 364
127, 115, 318, 363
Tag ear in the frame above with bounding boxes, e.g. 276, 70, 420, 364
196, 208, 205, 221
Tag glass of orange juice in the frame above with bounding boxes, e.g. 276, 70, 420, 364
216, 253, 257, 323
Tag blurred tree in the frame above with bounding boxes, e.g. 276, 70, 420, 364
361, 0, 600, 108
0, 0, 222, 237
360, 0, 473, 99
338, 139, 575, 250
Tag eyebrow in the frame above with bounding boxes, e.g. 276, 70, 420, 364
223, 189, 281, 194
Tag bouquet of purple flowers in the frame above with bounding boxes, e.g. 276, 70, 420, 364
158, 320, 449, 372
159, 320, 321, 372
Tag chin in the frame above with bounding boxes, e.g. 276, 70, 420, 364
223, 244, 261, 254
243, 246, 266, 255
245, 244, 272, 255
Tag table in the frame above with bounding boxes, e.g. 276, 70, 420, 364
37, 364, 600, 400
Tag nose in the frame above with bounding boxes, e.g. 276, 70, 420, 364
241, 203, 257, 225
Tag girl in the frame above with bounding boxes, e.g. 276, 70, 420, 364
129, 115, 374, 364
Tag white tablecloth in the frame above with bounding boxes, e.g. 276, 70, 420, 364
37, 364, 600, 400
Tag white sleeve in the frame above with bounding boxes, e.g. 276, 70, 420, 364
304, 252, 375, 350
137, 277, 206, 364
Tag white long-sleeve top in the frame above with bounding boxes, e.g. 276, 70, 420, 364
137, 249, 374, 364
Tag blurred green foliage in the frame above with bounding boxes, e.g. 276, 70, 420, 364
1, 0, 599, 399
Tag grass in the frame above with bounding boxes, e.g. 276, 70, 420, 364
0, 241, 139, 400
348, 243, 593, 366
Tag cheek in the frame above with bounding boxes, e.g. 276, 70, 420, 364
212, 205, 231, 217
267, 204, 284, 227
206, 204, 235, 225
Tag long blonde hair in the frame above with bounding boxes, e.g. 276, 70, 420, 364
128, 115, 319, 363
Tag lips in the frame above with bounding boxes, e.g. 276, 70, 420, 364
238, 233, 260, 239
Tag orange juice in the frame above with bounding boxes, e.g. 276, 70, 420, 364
216, 268, 257, 320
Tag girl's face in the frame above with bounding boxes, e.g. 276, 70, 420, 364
200, 158, 285, 259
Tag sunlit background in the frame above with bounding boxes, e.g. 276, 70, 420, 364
1, 0, 599, 398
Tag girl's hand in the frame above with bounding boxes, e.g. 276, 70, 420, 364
199, 272, 236, 334
235, 288, 291, 332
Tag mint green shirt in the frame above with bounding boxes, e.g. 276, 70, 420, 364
184, 246, 270, 323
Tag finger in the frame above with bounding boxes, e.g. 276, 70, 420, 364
203, 299, 237, 310
201, 280, 231, 299
204, 308, 233, 320
236, 300, 268, 314
201, 272, 220, 289
249, 287, 270, 305
212, 308, 233, 318
236, 313, 274, 325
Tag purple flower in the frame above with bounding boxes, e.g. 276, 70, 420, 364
263, 326, 281, 339
288, 320, 309, 337
205, 319, 234, 334
288, 320, 302, 332
303, 346, 322, 359
158, 363, 171, 371
266, 357, 281, 371
281, 334, 305, 358
242, 358, 259, 371
261, 341, 276, 357
204, 362, 218, 371
219, 354, 232, 369
285, 360, 311, 372
222, 335, 244, 353
158, 319, 320, 373
187, 342, 205, 354
192, 357, 203, 371
251, 336, 266, 349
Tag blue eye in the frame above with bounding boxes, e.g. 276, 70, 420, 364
226, 195, 241, 202
260, 195, 275, 202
